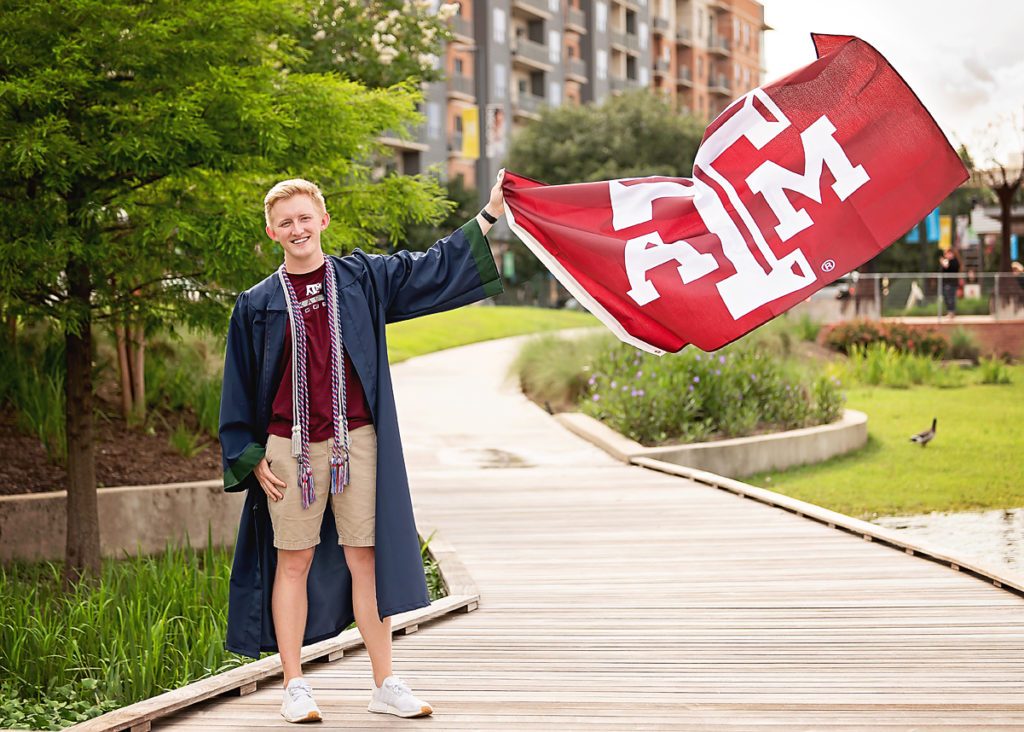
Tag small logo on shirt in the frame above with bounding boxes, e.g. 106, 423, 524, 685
305, 283, 322, 298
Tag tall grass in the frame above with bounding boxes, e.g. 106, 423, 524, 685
0, 537, 244, 729
145, 330, 224, 438
837, 343, 965, 388
1, 535, 447, 729
0, 326, 67, 463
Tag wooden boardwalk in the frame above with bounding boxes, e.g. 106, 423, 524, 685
158, 337, 1024, 730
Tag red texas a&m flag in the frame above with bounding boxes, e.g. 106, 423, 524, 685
502, 35, 968, 354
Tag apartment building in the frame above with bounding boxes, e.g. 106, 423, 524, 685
386, 0, 768, 207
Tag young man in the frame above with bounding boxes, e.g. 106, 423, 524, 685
219, 175, 505, 723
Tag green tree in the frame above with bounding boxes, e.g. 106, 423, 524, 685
0, 0, 448, 584
505, 90, 706, 185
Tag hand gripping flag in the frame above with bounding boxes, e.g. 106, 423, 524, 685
502, 34, 968, 354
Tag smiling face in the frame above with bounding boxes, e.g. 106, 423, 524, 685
265, 193, 330, 274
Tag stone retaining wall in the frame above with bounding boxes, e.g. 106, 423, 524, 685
0, 479, 242, 562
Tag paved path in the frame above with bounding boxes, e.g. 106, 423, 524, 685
162, 336, 1024, 730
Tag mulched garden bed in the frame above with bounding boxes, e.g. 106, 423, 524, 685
0, 408, 221, 496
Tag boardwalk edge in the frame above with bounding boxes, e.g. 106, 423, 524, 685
632, 456, 1024, 599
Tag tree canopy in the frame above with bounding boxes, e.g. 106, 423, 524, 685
505, 90, 706, 185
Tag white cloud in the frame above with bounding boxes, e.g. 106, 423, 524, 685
762, 0, 1024, 165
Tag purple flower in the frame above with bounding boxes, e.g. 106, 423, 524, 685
695, 354, 701, 361
719, 355, 726, 364
635, 370, 643, 378
715, 369, 721, 376
750, 374, 757, 381
592, 394, 600, 402
688, 385, 694, 392
631, 389, 639, 397
610, 381, 617, 388
693, 376, 700, 383
637, 389, 645, 396
588, 376, 596, 386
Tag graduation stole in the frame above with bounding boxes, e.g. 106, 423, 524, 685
277, 261, 351, 509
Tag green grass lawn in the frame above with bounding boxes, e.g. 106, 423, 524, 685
747, 366, 1024, 519
385, 305, 596, 363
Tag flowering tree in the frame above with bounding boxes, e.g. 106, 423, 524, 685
301, 0, 459, 87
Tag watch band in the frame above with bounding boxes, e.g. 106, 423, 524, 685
478, 208, 497, 224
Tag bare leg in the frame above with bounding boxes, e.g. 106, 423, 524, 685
273, 547, 316, 686
343, 545, 392, 686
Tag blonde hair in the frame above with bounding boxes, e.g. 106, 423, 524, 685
264, 178, 327, 226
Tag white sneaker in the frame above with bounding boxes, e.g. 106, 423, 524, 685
280, 677, 322, 723
367, 675, 433, 718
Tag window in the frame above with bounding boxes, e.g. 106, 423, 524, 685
454, 58, 463, 76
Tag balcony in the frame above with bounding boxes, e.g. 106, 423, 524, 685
450, 14, 473, 42
709, 73, 731, 95
566, 56, 588, 82
676, 65, 692, 86
709, 35, 731, 55
610, 29, 628, 50
676, 27, 692, 46
609, 75, 641, 92
566, 5, 586, 33
512, 0, 551, 20
653, 58, 670, 76
652, 15, 670, 35
447, 72, 476, 99
511, 37, 554, 71
514, 92, 546, 119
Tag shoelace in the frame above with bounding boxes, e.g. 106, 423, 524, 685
288, 682, 313, 702
385, 677, 412, 696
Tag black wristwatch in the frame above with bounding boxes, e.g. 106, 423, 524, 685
478, 208, 497, 224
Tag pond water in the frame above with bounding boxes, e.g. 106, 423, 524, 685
872, 508, 1024, 585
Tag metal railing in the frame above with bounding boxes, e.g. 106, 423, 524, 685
800, 271, 1024, 322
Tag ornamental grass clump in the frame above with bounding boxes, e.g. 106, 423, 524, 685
580, 342, 844, 446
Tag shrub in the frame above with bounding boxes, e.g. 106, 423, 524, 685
579, 341, 844, 446
825, 319, 948, 359
948, 327, 981, 362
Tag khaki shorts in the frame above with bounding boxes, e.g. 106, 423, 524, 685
265, 426, 377, 550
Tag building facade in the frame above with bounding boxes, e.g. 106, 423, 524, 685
385, 0, 768, 209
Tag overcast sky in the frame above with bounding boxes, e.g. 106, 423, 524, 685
761, 0, 1024, 166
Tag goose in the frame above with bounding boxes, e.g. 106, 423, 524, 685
910, 418, 937, 447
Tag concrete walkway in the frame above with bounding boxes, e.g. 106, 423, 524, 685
161, 335, 1024, 730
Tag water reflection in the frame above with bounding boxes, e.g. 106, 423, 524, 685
872, 508, 1024, 584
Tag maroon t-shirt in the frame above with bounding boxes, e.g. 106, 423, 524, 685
267, 263, 372, 442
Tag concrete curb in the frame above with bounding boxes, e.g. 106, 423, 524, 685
555, 408, 868, 478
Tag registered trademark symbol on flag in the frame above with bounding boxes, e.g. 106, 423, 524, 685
821, 259, 836, 272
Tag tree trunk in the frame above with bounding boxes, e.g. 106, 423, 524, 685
114, 322, 134, 420
131, 320, 146, 421
63, 258, 101, 587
